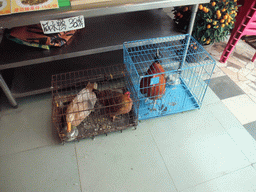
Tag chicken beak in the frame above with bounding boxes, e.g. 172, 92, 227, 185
67, 122, 72, 133
93, 82, 98, 90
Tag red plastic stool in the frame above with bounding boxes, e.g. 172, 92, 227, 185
220, 0, 256, 63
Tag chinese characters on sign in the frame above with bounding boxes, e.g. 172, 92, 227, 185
13, 4, 58, 13
40, 15, 85, 34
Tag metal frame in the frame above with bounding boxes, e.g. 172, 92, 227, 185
123, 34, 216, 120
0, 0, 208, 29
0, 0, 204, 107
51, 64, 138, 143
0, 73, 18, 107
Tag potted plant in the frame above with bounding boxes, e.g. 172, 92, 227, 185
172, 0, 240, 45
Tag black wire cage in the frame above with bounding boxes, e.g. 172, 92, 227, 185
51, 64, 138, 143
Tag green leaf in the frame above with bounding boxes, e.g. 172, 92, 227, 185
220, 26, 224, 33
201, 35, 206, 41
214, 30, 218, 36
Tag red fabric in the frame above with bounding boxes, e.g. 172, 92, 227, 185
10, 24, 76, 47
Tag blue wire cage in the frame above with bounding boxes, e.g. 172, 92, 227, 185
123, 34, 216, 120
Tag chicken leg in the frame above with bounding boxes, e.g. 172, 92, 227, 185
151, 99, 157, 111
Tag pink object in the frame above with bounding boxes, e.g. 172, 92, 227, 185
220, 0, 256, 63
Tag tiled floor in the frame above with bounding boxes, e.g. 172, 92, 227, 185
1, 88, 256, 192
1, 37, 256, 191
204, 37, 256, 141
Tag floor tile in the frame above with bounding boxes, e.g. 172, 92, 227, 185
222, 94, 256, 125
220, 67, 240, 83
226, 56, 246, 70
164, 134, 249, 192
200, 87, 220, 107
203, 42, 226, 61
234, 39, 256, 56
148, 104, 249, 191
148, 105, 227, 149
210, 66, 226, 79
181, 166, 256, 192
209, 101, 256, 163
253, 163, 256, 171
0, 93, 60, 157
0, 144, 81, 192
248, 93, 256, 104
75, 126, 178, 192
208, 76, 244, 100
233, 52, 253, 64
244, 121, 256, 141
237, 81, 256, 102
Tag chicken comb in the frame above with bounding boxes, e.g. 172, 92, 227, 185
124, 91, 131, 97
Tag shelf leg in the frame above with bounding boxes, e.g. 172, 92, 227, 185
0, 73, 18, 108
187, 4, 199, 36
178, 4, 199, 71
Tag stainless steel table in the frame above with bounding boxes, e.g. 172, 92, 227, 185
0, 0, 209, 107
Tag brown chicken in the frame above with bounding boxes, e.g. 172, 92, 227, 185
140, 49, 166, 100
96, 90, 133, 121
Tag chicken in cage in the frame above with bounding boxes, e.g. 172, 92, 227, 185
52, 65, 138, 143
123, 35, 216, 120
139, 49, 166, 110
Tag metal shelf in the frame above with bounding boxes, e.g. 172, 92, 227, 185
0, 0, 210, 107
10, 50, 123, 98
0, 10, 180, 70
0, 0, 210, 29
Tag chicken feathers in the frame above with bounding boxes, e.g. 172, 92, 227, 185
66, 82, 97, 132
96, 90, 133, 121
140, 50, 166, 100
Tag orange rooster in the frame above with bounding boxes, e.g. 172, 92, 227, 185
96, 90, 133, 121
140, 49, 166, 100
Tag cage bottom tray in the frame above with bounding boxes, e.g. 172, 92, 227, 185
53, 99, 138, 143
138, 78, 200, 120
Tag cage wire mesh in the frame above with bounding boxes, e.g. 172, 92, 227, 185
51, 64, 138, 143
123, 34, 216, 120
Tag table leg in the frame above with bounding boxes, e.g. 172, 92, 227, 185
0, 73, 18, 108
